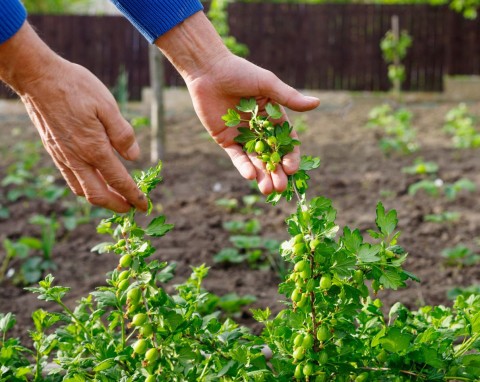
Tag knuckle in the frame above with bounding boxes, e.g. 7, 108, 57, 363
85, 193, 108, 207
114, 126, 135, 149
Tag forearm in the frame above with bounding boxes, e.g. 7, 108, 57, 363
0, 22, 60, 95
154, 11, 230, 82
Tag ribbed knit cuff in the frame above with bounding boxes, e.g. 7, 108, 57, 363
0, 0, 27, 44
111, 0, 204, 43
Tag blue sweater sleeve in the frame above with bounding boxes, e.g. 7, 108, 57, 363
111, 0, 204, 44
0, 0, 27, 44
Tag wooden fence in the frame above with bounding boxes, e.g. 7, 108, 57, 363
0, 4, 479, 100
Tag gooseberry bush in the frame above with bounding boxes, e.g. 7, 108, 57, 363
1, 99, 480, 381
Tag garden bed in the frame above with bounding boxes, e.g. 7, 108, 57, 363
1, 90, 479, 345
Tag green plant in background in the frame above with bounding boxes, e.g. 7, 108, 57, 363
0, 215, 59, 286
21, 0, 91, 13
442, 244, 480, 267
443, 103, 480, 149
216, 194, 263, 215
366, 103, 419, 154
449, 0, 480, 18
408, 177, 476, 200
380, 26, 412, 94
401, 157, 439, 175
448, 284, 480, 300
214, 217, 288, 279
1, 141, 68, 203
424, 210, 461, 224
207, 0, 249, 57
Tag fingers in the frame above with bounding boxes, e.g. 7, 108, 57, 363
248, 151, 288, 195
74, 165, 135, 213
259, 70, 320, 112
224, 145, 256, 180
282, 130, 301, 175
92, 151, 148, 212
97, 101, 140, 161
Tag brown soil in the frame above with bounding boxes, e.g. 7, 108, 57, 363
1, 90, 480, 344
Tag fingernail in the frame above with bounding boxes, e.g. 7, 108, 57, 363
126, 142, 140, 160
305, 96, 320, 102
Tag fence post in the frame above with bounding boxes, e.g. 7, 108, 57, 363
148, 45, 165, 163
391, 14, 401, 95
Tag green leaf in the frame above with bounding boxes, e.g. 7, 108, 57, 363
251, 307, 271, 323
266, 103, 282, 119
379, 269, 404, 290
358, 244, 381, 263
236, 98, 257, 113
234, 127, 257, 144
0, 313, 15, 334
93, 358, 115, 372
342, 227, 363, 253
90, 290, 118, 308
375, 202, 397, 237
380, 327, 412, 353
222, 108, 241, 127
145, 216, 174, 237
213, 248, 244, 264
371, 327, 386, 347
90, 242, 113, 254
331, 250, 356, 278
299, 156, 321, 171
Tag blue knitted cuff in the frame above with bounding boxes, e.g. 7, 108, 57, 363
111, 0, 204, 43
0, 0, 27, 44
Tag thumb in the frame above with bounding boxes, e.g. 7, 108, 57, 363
259, 71, 320, 112
98, 102, 140, 161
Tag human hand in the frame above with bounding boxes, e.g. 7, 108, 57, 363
20, 58, 148, 213
185, 54, 319, 194
0, 23, 147, 213
156, 12, 319, 194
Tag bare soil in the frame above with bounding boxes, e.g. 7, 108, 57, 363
1, 90, 480, 344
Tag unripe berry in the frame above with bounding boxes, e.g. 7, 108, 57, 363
303, 362, 314, 376
270, 152, 281, 164
291, 288, 302, 302
118, 270, 130, 281
140, 323, 154, 337
127, 287, 142, 305
319, 274, 332, 290
118, 279, 129, 292
145, 348, 159, 363
293, 243, 306, 256
132, 339, 148, 355
318, 351, 328, 365
267, 136, 277, 146
293, 333, 304, 347
294, 234, 304, 244
255, 140, 266, 153
294, 364, 303, 379
266, 162, 276, 172
302, 333, 314, 349
131, 313, 148, 327
293, 346, 305, 361
119, 254, 132, 268
294, 260, 308, 273
317, 326, 330, 342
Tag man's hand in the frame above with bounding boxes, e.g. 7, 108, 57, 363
0, 22, 147, 213
156, 12, 319, 195
185, 54, 319, 194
